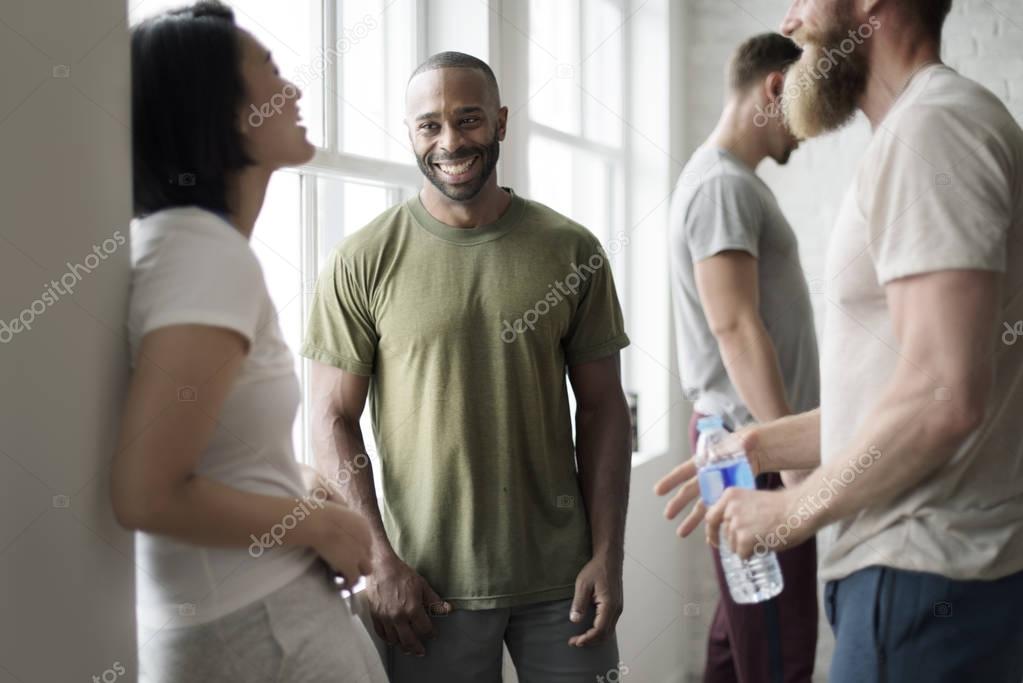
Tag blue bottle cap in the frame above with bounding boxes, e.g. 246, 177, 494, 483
696, 415, 725, 432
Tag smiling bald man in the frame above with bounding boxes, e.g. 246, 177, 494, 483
301, 52, 632, 683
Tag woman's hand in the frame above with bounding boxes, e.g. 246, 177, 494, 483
312, 502, 374, 589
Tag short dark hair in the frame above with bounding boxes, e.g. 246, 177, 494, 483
131, 1, 252, 218
408, 51, 501, 103
728, 33, 803, 93
905, 0, 954, 40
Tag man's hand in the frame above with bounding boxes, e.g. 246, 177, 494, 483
568, 555, 623, 647
704, 486, 813, 559
654, 455, 705, 537
654, 428, 762, 538
363, 556, 452, 657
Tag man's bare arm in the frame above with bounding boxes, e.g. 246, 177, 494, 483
308, 360, 449, 657
695, 250, 792, 422
695, 250, 814, 485
746, 408, 821, 473
566, 353, 631, 647
789, 269, 996, 527
308, 361, 392, 555
706, 269, 999, 558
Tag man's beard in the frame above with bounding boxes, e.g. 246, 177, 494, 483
783, 6, 871, 140
417, 133, 501, 202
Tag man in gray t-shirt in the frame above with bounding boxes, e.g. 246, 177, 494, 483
669, 145, 820, 429
658, 34, 819, 683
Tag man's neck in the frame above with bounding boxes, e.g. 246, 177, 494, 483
709, 101, 768, 173
859, 41, 942, 129
419, 179, 511, 228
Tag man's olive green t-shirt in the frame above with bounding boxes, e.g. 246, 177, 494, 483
301, 190, 629, 609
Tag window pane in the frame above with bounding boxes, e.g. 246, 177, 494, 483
314, 176, 398, 463
231, 0, 324, 148
582, 0, 623, 146
339, 0, 416, 162
527, 135, 611, 246
316, 176, 393, 266
250, 171, 305, 458
528, 0, 581, 135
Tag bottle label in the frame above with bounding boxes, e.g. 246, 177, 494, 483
698, 457, 755, 505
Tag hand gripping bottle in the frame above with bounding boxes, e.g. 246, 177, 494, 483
695, 415, 783, 604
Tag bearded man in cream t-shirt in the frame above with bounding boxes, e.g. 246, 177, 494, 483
658, 1, 1023, 681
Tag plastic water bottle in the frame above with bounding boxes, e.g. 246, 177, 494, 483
695, 415, 784, 604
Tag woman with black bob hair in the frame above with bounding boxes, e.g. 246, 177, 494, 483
113, 3, 387, 681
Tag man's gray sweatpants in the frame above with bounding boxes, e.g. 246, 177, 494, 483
356, 596, 622, 683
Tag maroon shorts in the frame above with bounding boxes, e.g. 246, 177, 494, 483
690, 412, 818, 683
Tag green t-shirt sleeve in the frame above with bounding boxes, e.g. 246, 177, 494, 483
300, 249, 378, 376
562, 241, 630, 366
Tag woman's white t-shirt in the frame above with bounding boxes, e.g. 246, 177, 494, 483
128, 206, 317, 636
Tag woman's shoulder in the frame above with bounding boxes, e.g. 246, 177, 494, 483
131, 206, 259, 276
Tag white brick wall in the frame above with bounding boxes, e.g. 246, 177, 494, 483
676, 1, 1022, 680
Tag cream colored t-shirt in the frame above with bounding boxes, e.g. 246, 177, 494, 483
820, 65, 1023, 582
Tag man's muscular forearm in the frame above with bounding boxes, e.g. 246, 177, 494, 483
749, 408, 821, 473
319, 416, 399, 560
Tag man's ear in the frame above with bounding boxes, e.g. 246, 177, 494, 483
497, 105, 509, 141
764, 71, 785, 105
863, 0, 882, 15
404, 116, 416, 150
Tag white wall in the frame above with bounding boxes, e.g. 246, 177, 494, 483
0, 1, 134, 682
678, 0, 1023, 679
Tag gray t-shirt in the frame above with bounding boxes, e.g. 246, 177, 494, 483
668, 146, 819, 428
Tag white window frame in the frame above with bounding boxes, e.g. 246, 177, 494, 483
273, 0, 673, 462
287, 0, 427, 463
496, 0, 641, 440
498, 0, 678, 458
